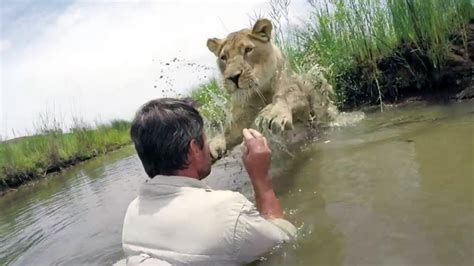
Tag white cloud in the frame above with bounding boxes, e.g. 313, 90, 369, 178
0, 40, 11, 53
1, 0, 310, 139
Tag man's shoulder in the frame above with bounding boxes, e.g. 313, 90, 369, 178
178, 187, 252, 221
189, 187, 250, 207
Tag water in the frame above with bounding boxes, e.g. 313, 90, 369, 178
0, 147, 144, 265
1, 101, 473, 265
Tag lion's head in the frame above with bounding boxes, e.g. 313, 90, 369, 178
207, 19, 280, 103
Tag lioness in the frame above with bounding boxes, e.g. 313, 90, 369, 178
207, 18, 336, 159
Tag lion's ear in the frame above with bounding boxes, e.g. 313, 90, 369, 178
251, 19, 272, 42
207, 38, 222, 56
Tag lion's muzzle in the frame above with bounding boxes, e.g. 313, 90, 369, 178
226, 72, 241, 88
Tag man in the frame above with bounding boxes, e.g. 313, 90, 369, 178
121, 98, 296, 265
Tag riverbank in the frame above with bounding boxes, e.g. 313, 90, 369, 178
0, 120, 131, 194
333, 19, 474, 111
283, 0, 473, 110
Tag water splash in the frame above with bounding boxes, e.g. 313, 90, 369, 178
330, 111, 366, 127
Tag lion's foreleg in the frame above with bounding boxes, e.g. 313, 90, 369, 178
276, 85, 311, 116
256, 82, 311, 133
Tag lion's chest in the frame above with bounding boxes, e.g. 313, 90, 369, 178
230, 89, 272, 123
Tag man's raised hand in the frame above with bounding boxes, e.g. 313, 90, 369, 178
241, 128, 271, 181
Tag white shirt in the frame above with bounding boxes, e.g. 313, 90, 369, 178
121, 175, 297, 265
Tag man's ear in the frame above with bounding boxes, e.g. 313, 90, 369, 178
188, 139, 201, 159
207, 38, 222, 56
251, 18, 272, 42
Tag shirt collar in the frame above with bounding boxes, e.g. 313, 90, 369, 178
145, 175, 211, 190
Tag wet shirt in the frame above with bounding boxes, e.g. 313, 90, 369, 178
121, 175, 297, 266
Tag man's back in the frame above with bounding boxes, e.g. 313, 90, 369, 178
124, 99, 296, 265
122, 175, 296, 265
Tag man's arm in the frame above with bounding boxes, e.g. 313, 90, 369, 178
241, 128, 283, 219
235, 133, 296, 263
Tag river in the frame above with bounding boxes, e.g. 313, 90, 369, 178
0, 101, 473, 265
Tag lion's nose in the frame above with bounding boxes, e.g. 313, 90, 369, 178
227, 73, 241, 87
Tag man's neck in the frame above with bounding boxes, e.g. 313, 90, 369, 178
173, 168, 200, 180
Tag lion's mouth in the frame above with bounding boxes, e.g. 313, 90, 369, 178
228, 75, 240, 88
225, 74, 261, 102
228, 79, 258, 91
228, 80, 246, 91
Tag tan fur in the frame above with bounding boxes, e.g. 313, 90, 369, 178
207, 19, 337, 159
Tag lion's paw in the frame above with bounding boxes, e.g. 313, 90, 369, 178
209, 135, 227, 161
255, 104, 293, 134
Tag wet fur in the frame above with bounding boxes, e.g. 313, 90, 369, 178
206, 19, 336, 159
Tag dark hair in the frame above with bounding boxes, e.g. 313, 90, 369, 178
130, 98, 204, 177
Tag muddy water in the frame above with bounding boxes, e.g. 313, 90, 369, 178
0, 101, 473, 265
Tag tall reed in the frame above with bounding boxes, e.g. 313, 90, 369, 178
274, 0, 472, 108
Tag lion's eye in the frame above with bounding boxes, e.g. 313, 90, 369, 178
245, 47, 254, 54
220, 54, 227, 61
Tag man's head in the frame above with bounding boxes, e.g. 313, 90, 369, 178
130, 98, 211, 179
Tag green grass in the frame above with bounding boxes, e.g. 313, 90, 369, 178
189, 79, 230, 136
0, 118, 131, 185
271, 0, 472, 109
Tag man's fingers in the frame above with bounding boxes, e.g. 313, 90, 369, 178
242, 128, 253, 141
248, 128, 263, 138
247, 128, 269, 148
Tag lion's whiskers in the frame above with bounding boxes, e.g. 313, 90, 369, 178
254, 86, 267, 105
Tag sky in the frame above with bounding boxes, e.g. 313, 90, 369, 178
0, 0, 311, 139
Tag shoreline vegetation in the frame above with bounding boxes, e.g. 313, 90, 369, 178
1, 0, 472, 194
282, 0, 473, 110
0, 118, 131, 194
